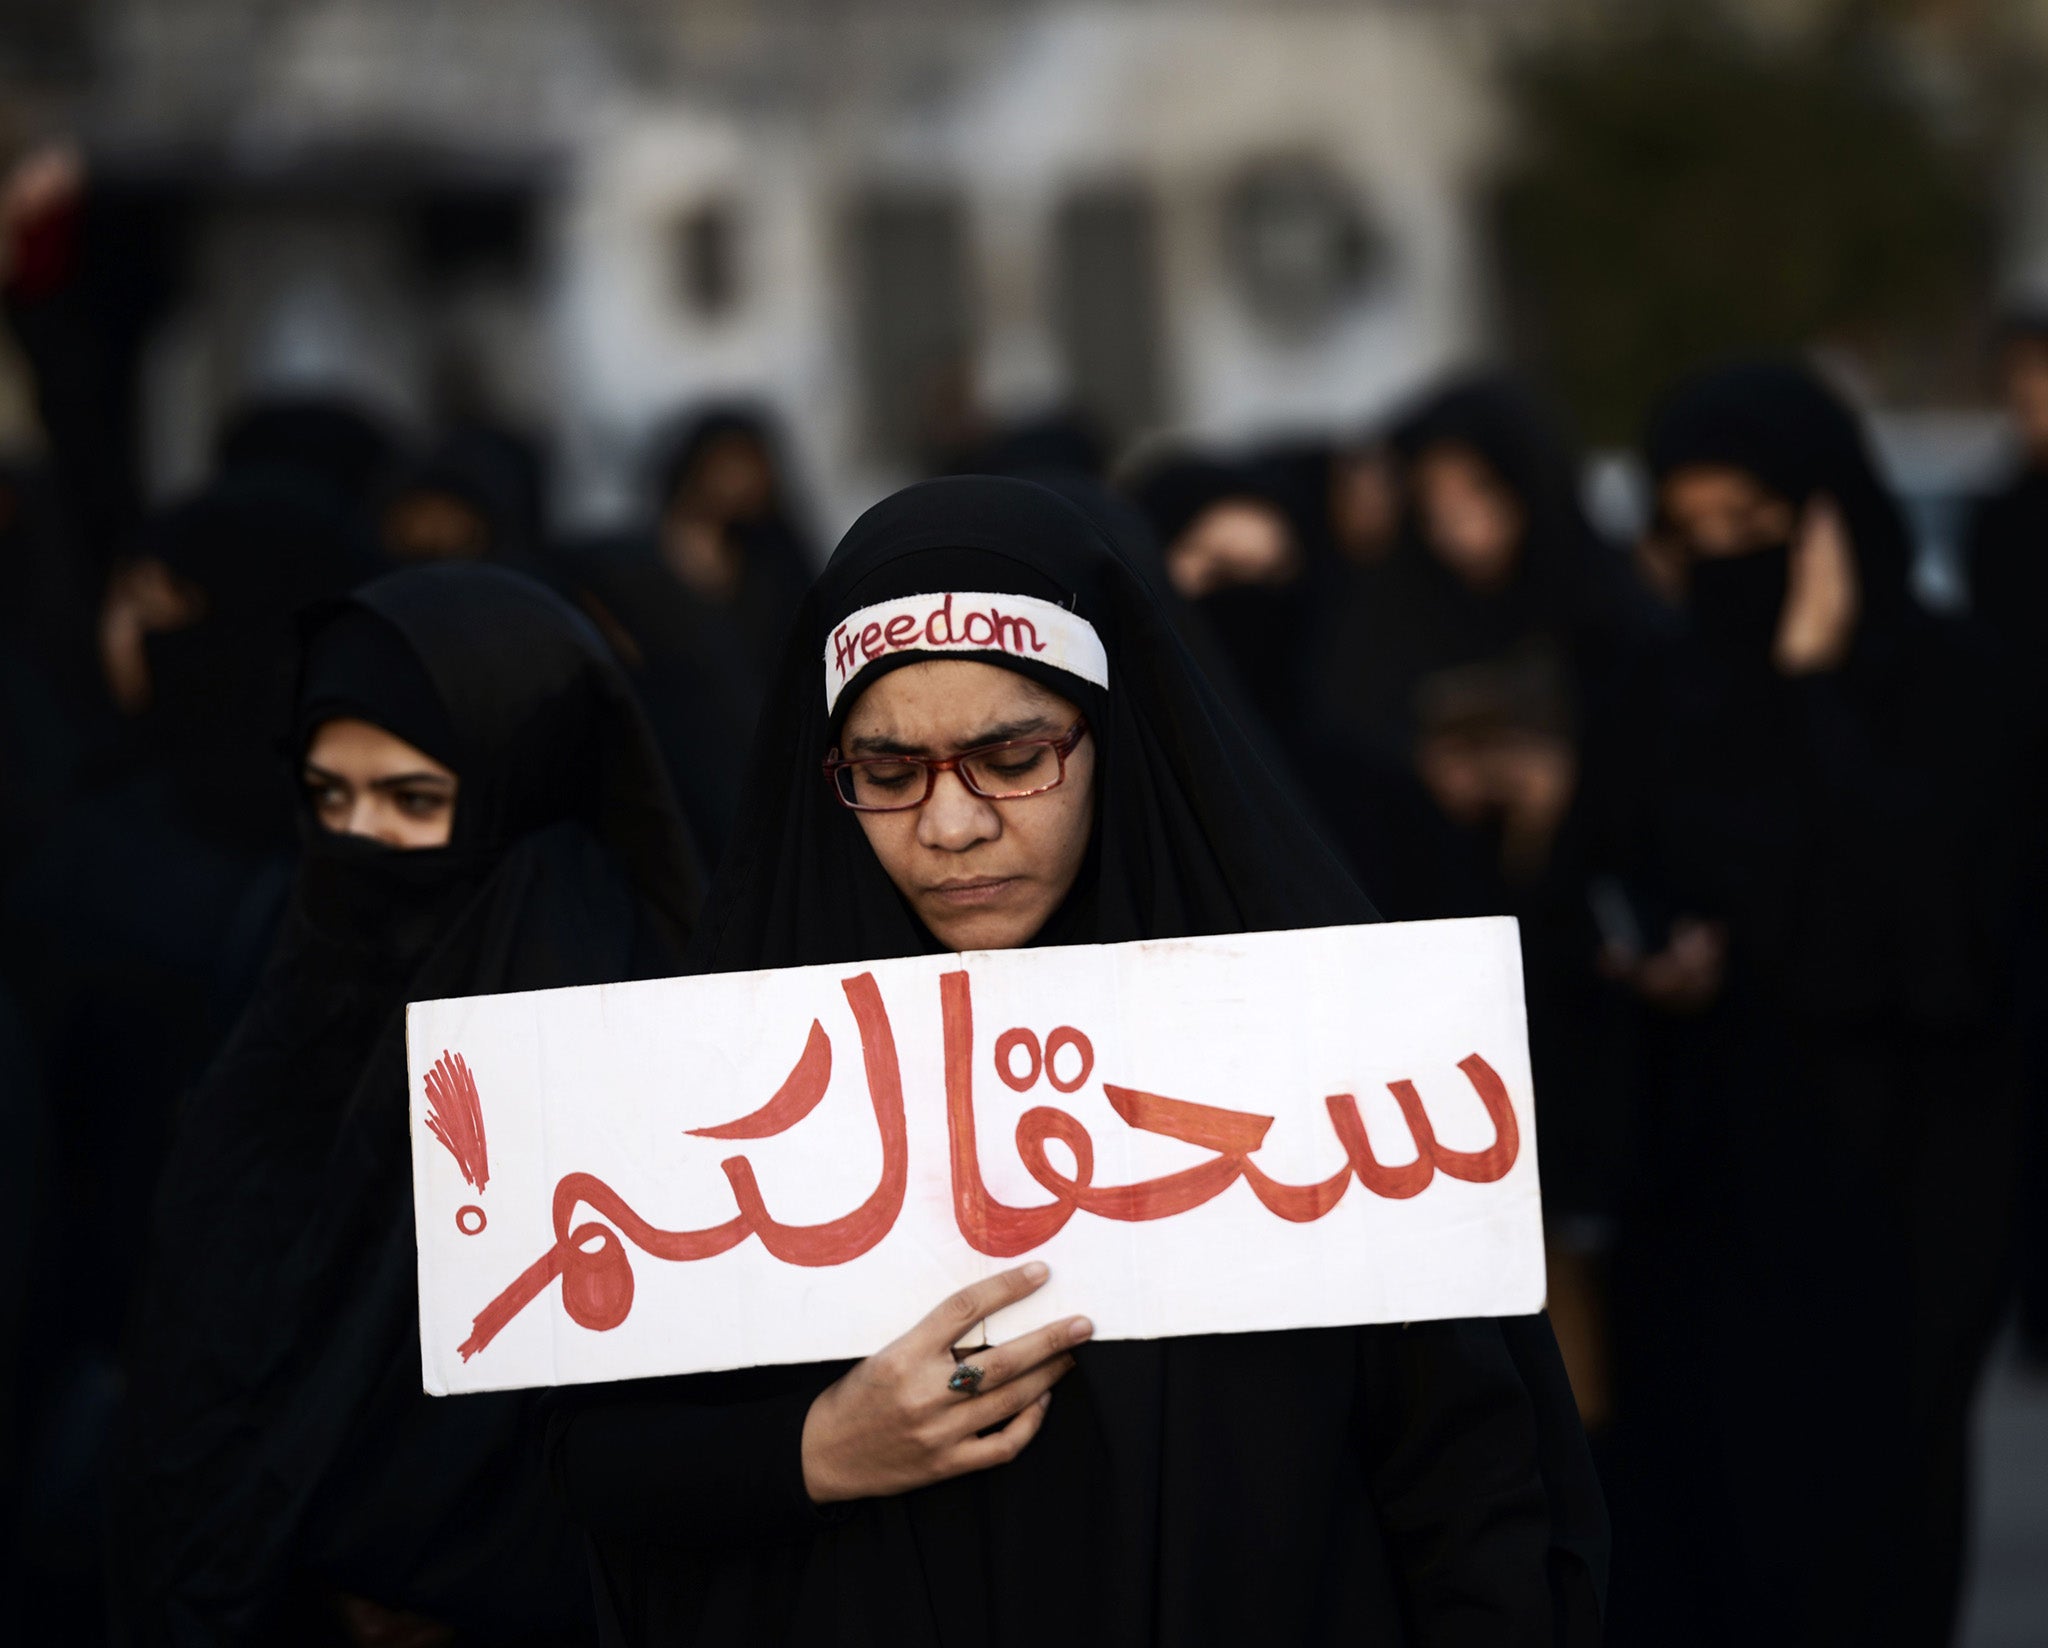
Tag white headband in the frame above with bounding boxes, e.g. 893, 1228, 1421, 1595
823, 590, 1110, 713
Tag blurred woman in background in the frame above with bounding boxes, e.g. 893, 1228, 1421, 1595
558, 404, 813, 858
1314, 373, 1656, 765
1604, 361, 2022, 1648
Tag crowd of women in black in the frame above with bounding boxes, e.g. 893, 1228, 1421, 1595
5, 203, 2048, 1644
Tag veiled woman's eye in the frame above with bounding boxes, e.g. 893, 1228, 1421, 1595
394, 788, 451, 819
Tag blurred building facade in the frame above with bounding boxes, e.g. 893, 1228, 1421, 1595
3, 0, 2046, 533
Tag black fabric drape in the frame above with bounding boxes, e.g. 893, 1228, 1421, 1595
111, 565, 701, 1646
551, 475, 1607, 1647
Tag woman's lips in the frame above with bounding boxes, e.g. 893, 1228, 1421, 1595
924, 876, 1021, 908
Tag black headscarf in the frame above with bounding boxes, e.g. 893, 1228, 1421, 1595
691, 474, 1375, 972
112, 564, 699, 1645
213, 394, 401, 518
130, 472, 378, 855
375, 434, 540, 570
1391, 373, 1645, 650
647, 401, 814, 606
1320, 376, 1653, 759
1118, 451, 1336, 766
1645, 358, 1920, 669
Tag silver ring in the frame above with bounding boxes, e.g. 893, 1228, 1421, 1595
947, 1362, 986, 1395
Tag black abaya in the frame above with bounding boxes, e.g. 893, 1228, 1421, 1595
1604, 363, 2022, 1648
548, 475, 1607, 1647
111, 565, 701, 1646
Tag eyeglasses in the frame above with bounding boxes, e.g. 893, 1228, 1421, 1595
824, 719, 1090, 813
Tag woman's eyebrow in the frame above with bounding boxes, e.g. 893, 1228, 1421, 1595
847, 715, 1053, 757
847, 732, 924, 756
366, 772, 455, 792
966, 715, 1054, 745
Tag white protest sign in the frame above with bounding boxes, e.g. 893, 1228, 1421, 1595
407, 918, 1544, 1396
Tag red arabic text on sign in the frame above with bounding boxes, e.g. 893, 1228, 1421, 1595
450, 968, 1519, 1361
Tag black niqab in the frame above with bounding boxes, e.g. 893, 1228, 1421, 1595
556, 476, 1607, 1648
1645, 358, 1919, 669
112, 564, 700, 1646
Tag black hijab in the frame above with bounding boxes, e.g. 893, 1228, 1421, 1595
1645, 358, 1920, 672
374, 434, 540, 570
647, 400, 815, 604
1393, 374, 1643, 648
1316, 374, 1651, 764
691, 474, 1375, 973
213, 394, 401, 518
1125, 451, 1329, 719
113, 564, 699, 1645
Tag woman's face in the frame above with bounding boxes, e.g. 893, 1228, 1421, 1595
838, 660, 1097, 952
302, 717, 459, 849
1413, 442, 1524, 592
383, 489, 492, 562
1658, 464, 1795, 559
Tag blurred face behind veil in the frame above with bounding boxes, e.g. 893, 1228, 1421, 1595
375, 434, 539, 570
653, 404, 806, 605
1645, 361, 1904, 678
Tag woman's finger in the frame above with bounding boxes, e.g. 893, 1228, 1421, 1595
909, 1261, 1051, 1354
939, 1352, 1075, 1444
953, 1313, 1092, 1395
943, 1389, 1057, 1478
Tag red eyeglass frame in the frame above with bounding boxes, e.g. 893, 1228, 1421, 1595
822, 718, 1090, 813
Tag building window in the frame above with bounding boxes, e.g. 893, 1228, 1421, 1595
674, 198, 742, 322
848, 188, 975, 466
1054, 183, 1165, 443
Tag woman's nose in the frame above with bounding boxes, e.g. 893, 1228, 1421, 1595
917, 768, 1001, 850
346, 797, 403, 847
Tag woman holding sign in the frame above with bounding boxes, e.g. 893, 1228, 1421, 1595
112, 564, 700, 1645
549, 476, 1606, 1645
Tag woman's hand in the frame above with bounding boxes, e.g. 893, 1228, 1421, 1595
801, 1261, 1091, 1504
1774, 494, 1859, 676
1620, 916, 1728, 1014
332, 1594, 454, 1648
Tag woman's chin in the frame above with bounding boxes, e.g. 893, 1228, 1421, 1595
918, 900, 1047, 955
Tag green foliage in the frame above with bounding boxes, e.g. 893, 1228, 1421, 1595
1493, 12, 1992, 442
